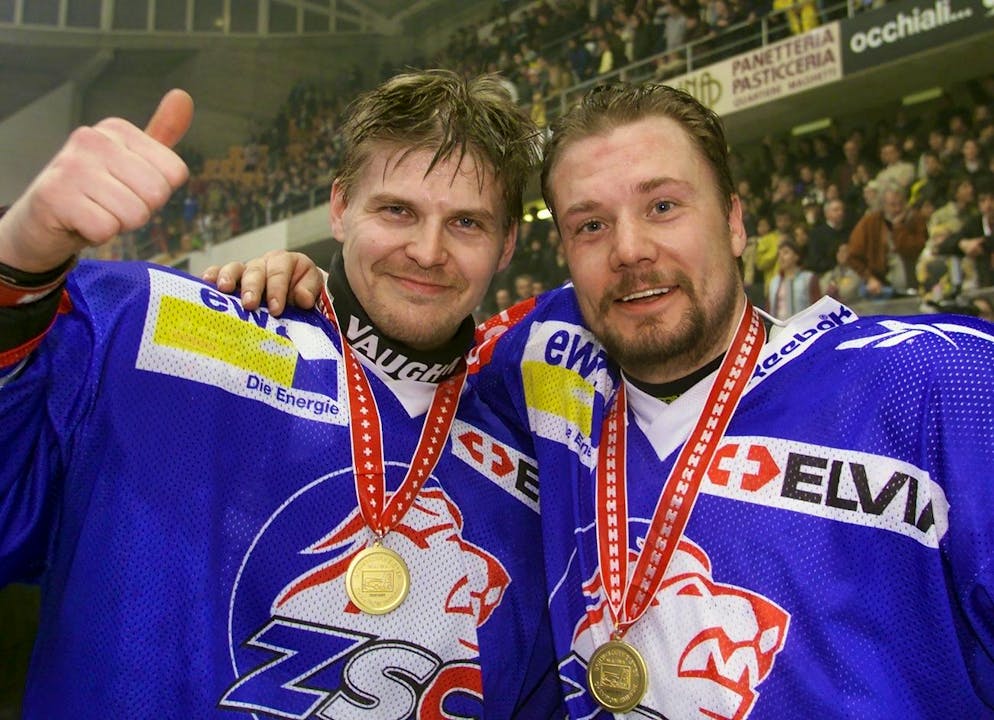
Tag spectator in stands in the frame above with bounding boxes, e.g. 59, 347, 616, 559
910, 149, 950, 210
596, 35, 616, 76
530, 90, 548, 132
855, 173, 881, 217
755, 205, 794, 291
875, 140, 916, 191
807, 166, 830, 207
917, 219, 961, 300
683, 7, 714, 54
807, 198, 851, 275
565, 36, 594, 83
942, 133, 965, 167
182, 191, 199, 232
809, 134, 837, 175
705, 0, 734, 36
794, 162, 815, 201
773, 0, 819, 35
242, 138, 260, 172
768, 238, 820, 316
513, 272, 536, 302
737, 178, 763, 235
833, 137, 865, 201
930, 177, 977, 239
742, 215, 769, 307
950, 138, 993, 186
948, 110, 972, 142
848, 185, 927, 298
935, 179, 994, 290
978, 120, 994, 158
800, 196, 821, 230
544, 226, 570, 288
916, 128, 947, 178
769, 173, 799, 213
893, 105, 921, 145
792, 221, 812, 256
820, 241, 862, 303
546, 58, 574, 97
494, 287, 513, 312
660, 0, 688, 61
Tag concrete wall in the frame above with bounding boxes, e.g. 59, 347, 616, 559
0, 82, 76, 201
184, 202, 333, 277
82, 34, 393, 157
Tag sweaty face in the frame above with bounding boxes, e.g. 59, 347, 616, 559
330, 146, 514, 351
551, 116, 747, 384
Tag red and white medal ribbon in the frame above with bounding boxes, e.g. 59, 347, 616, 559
318, 289, 466, 538
595, 303, 765, 636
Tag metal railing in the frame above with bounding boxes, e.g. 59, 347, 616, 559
533, 0, 860, 126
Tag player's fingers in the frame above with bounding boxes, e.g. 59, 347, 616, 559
98, 132, 177, 218
214, 261, 246, 293
202, 264, 221, 285
95, 117, 189, 193
290, 260, 324, 310
239, 257, 282, 312
63, 190, 136, 247
259, 251, 297, 316
144, 89, 194, 149
56, 164, 161, 241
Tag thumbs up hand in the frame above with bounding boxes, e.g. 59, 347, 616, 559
0, 89, 194, 273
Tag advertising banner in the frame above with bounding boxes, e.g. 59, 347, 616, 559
667, 23, 843, 117
842, 0, 994, 73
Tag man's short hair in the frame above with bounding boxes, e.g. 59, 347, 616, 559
540, 83, 735, 218
335, 69, 541, 232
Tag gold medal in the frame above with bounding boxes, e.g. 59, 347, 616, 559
345, 542, 410, 615
587, 638, 648, 713
318, 292, 467, 619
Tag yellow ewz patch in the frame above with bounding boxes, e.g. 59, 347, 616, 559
153, 296, 297, 386
522, 359, 594, 437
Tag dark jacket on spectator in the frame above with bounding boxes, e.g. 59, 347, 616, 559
937, 214, 994, 287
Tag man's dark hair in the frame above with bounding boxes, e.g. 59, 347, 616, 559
336, 69, 541, 232
541, 83, 734, 219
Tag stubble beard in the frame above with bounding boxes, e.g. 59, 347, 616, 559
365, 259, 469, 351
589, 260, 742, 383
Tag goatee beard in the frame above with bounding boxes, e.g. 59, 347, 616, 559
592, 266, 741, 383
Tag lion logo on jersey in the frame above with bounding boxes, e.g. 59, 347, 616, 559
274, 485, 510, 654
570, 536, 789, 718
223, 473, 511, 718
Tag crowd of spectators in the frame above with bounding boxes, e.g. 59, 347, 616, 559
737, 77, 994, 318
84, 0, 994, 320
487, 69, 994, 317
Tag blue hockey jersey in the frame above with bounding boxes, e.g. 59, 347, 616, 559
0, 260, 560, 718
472, 286, 994, 718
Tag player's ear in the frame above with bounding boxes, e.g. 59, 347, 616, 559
728, 195, 747, 258
497, 220, 517, 272
330, 179, 348, 244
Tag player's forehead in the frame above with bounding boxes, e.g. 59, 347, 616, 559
354, 142, 504, 214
